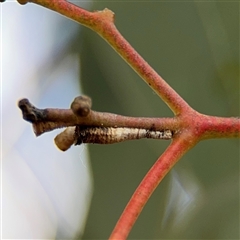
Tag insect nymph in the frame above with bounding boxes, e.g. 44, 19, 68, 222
53, 95, 173, 151
54, 126, 172, 151
75, 126, 172, 145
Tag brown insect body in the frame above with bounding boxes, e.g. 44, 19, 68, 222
75, 126, 172, 145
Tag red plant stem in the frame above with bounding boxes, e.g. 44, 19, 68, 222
199, 115, 240, 139
109, 133, 196, 239
175, 110, 240, 139
18, 0, 190, 115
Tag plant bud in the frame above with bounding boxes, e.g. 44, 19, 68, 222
71, 95, 92, 117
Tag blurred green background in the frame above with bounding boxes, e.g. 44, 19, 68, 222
74, 1, 239, 239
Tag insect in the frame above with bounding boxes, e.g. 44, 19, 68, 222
55, 126, 172, 151
75, 126, 172, 145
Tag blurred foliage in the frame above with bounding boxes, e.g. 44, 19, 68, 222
73, 2, 239, 239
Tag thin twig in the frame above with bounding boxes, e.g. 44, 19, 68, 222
18, 98, 178, 136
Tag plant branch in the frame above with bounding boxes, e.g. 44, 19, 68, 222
18, 98, 178, 137
109, 133, 196, 239
200, 115, 240, 139
18, 98, 240, 143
